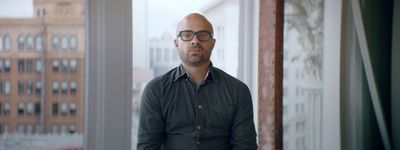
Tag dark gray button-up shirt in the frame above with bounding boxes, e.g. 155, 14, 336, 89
137, 64, 257, 150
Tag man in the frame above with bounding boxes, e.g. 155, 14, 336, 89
137, 13, 257, 150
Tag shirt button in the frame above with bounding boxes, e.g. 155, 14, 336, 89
198, 105, 202, 109
196, 141, 201, 145
197, 125, 202, 130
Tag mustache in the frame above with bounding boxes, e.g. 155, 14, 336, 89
190, 44, 203, 50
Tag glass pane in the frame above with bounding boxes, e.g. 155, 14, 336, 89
283, 0, 324, 150
0, 0, 86, 149
132, 0, 239, 149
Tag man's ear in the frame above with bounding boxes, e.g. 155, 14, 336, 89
174, 39, 178, 48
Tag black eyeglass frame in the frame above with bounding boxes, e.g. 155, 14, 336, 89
177, 30, 214, 42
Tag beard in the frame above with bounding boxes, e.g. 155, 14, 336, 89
178, 44, 211, 67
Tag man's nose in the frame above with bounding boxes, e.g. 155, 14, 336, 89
191, 34, 200, 44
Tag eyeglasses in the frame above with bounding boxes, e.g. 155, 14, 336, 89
177, 30, 213, 42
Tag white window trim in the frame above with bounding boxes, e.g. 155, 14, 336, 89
321, 0, 342, 149
84, 0, 132, 149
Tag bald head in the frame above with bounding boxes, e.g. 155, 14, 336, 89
176, 13, 214, 36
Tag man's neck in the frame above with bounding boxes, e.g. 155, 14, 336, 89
182, 61, 210, 85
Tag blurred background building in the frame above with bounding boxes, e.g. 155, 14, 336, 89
0, 0, 85, 136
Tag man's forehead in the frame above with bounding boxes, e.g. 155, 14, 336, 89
176, 13, 213, 33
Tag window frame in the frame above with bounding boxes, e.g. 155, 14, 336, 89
84, 0, 132, 149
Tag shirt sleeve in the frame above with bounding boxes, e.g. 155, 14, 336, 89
231, 83, 258, 150
137, 80, 165, 150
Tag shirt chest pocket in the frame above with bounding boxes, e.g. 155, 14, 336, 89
207, 105, 234, 130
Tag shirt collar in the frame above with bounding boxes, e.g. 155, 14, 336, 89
173, 63, 216, 82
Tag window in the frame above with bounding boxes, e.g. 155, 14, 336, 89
27, 59, 33, 72
52, 102, 59, 115
18, 59, 25, 72
4, 35, 11, 50
69, 124, 76, 134
35, 124, 41, 134
27, 35, 34, 50
4, 59, 11, 72
62, 59, 68, 72
36, 59, 42, 72
27, 81, 33, 95
52, 81, 59, 94
0, 81, 2, 95
5, 80, 10, 95
18, 102, 25, 115
52, 59, 60, 72
0, 35, 3, 51
61, 36, 68, 50
61, 102, 68, 116
61, 81, 68, 94
18, 34, 25, 50
52, 35, 59, 50
18, 124, 25, 134
70, 81, 77, 94
35, 81, 42, 95
61, 124, 67, 134
0, 59, 3, 72
35, 102, 41, 115
35, 35, 43, 51
70, 35, 78, 50
70, 59, 77, 73
70, 103, 77, 116
52, 124, 58, 134
27, 124, 33, 134
27, 102, 34, 115
3, 102, 10, 115
163, 48, 169, 62
18, 80, 25, 95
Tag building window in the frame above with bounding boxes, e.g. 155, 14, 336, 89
27, 59, 33, 72
52, 36, 59, 50
52, 124, 58, 134
27, 81, 33, 95
26, 124, 33, 134
4, 59, 11, 72
18, 102, 25, 115
52, 59, 60, 72
61, 81, 68, 94
0, 36, 3, 51
52, 102, 59, 115
18, 59, 25, 72
35, 102, 41, 115
4, 35, 11, 50
18, 80, 25, 95
69, 124, 76, 134
5, 80, 10, 95
61, 36, 68, 50
70, 103, 77, 116
27, 102, 34, 115
61, 124, 67, 134
3, 102, 10, 115
1, 124, 10, 134
0, 60, 3, 72
70, 59, 77, 73
17, 124, 25, 134
18, 35, 25, 50
35, 81, 42, 95
35, 124, 41, 134
70, 35, 78, 50
0, 81, 2, 95
35, 35, 43, 51
61, 102, 68, 116
70, 81, 77, 94
62, 59, 68, 72
52, 81, 59, 94
0, 102, 2, 115
27, 35, 34, 50
36, 59, 42, 72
